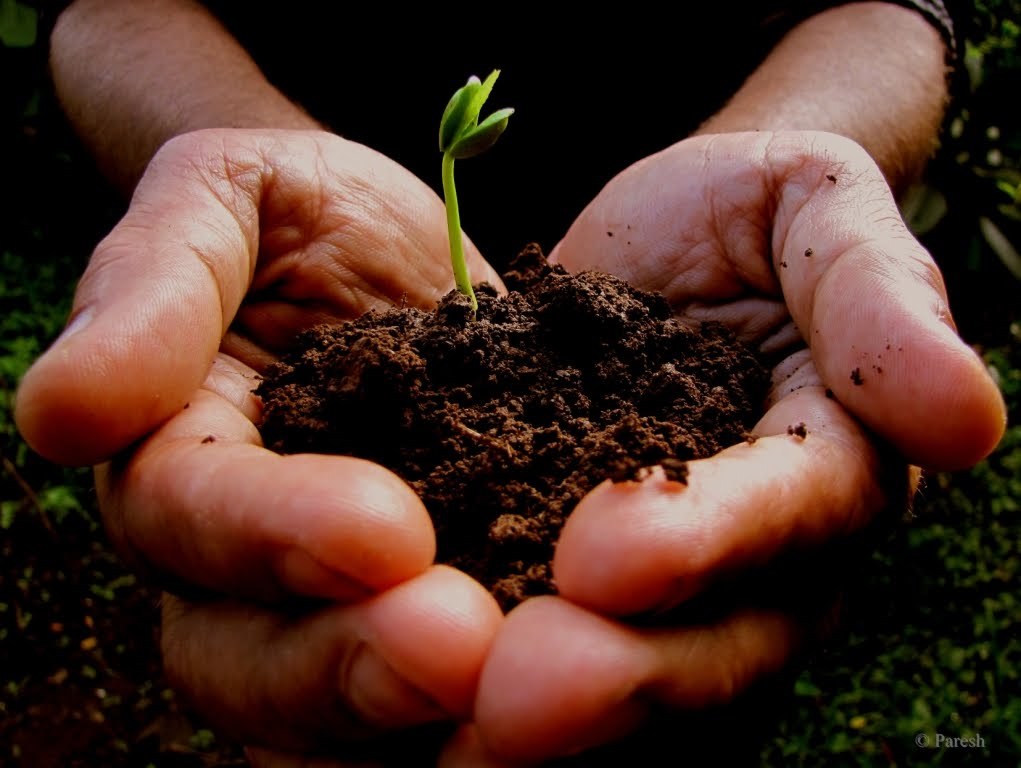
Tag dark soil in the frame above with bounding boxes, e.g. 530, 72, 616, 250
0, 496, 247, 768
258, 246, 768, 610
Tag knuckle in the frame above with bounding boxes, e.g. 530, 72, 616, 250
770, 130, 882, 194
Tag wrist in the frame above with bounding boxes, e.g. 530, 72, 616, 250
694, 2, 948, 193
51, 0, 321, 193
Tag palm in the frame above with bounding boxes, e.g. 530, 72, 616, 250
554, 131, 962, 449
546, 132, 918, 616
557, 134, 844, 381
199, 131, 501, 367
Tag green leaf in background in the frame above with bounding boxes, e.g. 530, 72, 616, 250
901, 182, 949, 236
794, 676, 822, 697
0, 500, 15, 530
980, 216, 1021, 280
0, 0, 37, 48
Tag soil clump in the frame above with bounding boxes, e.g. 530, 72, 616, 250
258, 246, 767, 610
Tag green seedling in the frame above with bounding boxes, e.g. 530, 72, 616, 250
439, 70, 514, 314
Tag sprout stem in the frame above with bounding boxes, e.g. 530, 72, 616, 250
441, 150, 477, 314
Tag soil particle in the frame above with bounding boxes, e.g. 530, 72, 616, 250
659, 457, 689, 481
200, 436, 215, 444
826, 173, 837, 183
610, 457, 690, 484
804, 247, 814, 257
787, 422, 808, 439
258, 245, 767, 610
850, 367, 865, 386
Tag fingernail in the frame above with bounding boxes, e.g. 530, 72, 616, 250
346, 644, 448, 728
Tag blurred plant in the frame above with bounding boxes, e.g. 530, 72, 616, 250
901, 2, 1021, 304
1, 0, 105, 536
763, 323, 1021, 766
0, 0, 36, 48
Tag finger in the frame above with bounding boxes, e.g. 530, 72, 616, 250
552, 131, 1005, 470
474, 597, 803, 763
765, 133, 1005, 469
97, 356, 434, 602
163, 566, 502, 753
554, 384, 886, 616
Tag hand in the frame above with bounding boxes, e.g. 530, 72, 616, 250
455, 131, 1007, 764
15, 129, 505, 762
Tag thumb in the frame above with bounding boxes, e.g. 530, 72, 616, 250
553, 131, 1006, 470
15, 130, 261, 465
765, 132, 1006, 470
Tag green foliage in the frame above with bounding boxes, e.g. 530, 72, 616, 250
438, 71, 513, 314
905, 0, 1021, 324
969, 1, 1021, 72
763, 331, 1021, 766
0, 0, 36, 48
0, 246, 95, 532
188, 729, 217, 752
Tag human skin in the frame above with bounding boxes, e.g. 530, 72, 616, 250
463, 130, 1004, 763
16, 0, 1007, 765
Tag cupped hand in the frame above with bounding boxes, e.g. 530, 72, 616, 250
14, 129, 504, 759
461, 131, 1007, 764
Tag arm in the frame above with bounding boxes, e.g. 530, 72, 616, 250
696, 2, 949, 193
50, 0, 319, 193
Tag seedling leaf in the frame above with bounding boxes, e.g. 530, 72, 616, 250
450, 108, 514, 159
466, 70, 500, 128
439, 77, 482, 152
